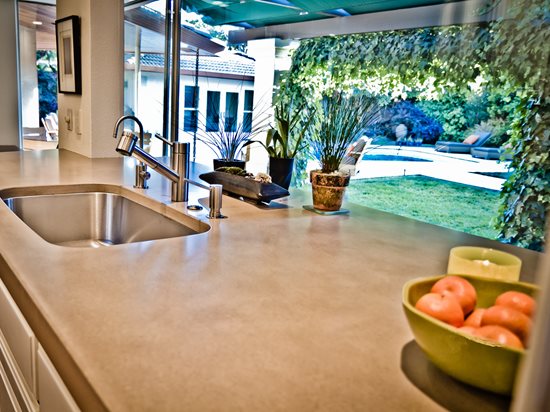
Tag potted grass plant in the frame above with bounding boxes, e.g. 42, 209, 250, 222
309, 91, 380, 211
245, 98, 315, 189
198, 108, 269, 170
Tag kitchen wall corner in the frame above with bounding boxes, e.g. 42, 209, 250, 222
57, 0, 124, 158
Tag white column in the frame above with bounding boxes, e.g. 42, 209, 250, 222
246, 39, 276, 174
0, 0, 21, 148
57, 0, 124, 158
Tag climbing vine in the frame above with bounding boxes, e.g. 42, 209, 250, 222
280, 0, 549, 250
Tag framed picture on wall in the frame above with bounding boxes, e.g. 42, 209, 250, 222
55, 15, 81, 94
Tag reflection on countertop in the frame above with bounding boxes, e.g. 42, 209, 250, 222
401, 340, 510, 412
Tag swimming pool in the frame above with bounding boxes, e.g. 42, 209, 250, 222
361, 154, 432, 162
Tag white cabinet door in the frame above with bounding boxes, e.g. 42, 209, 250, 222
36, 346, 79, 412
0, 280, 36, 396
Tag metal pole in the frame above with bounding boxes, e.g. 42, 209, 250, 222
133, 26, 141, 120
170, 0, 182, 146
192, 48, 199, 161
162, 0, 173, 156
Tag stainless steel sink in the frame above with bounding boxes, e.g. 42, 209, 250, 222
1, 185, 209, 247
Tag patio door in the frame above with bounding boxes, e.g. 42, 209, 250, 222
17, 1, 57, 151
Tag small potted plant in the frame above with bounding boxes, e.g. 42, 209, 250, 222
308, 91, 380, 211
245, 98, 315, 189
198, 109, 269, 170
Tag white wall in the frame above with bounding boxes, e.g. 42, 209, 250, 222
0, 0, 21, 148
19, 26, 40, 128
57, 0, 124, 158
246, 39, 276, 174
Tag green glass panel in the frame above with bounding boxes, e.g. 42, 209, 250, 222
184, 0, 453, 27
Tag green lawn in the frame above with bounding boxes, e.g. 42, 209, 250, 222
346, 176, 501, 239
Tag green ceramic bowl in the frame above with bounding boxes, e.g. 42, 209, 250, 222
402, 274, 538, 395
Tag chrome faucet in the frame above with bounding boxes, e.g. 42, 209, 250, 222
112, 115, 150, 189
113, 117, 225, 219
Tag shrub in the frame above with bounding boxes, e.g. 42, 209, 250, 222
465, 118, 510, 148
463, 93, 491, 129
36, 50, 58, 121
366, 100, 443, 144
417, 93, 490, 141
37, 70, 57, 120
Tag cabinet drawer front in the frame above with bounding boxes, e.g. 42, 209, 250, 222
37, 345, 79, 412
0, 280, 36, 396
0, 356, 20, 412
0, 333, 38, 412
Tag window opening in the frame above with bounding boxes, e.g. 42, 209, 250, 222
206, 91, 221, 132
225, 92, 238, 132
243, 90, 254, 133
184, 85, 199, 132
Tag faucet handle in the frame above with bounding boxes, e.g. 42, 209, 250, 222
154, 133, 173, 147
134, 163, 150, 189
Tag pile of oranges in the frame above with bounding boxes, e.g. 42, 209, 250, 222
415, 275, 535, 349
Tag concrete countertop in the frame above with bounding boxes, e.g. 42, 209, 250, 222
0, 150, 541, 411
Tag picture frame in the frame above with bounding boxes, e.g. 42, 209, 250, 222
55, 15, 81, 94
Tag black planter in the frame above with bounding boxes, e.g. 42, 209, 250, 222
269, 157, 295, 190
213, 159, 246, 170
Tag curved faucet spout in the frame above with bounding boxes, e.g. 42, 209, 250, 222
113, 116, 225, 218
113, 115, 148, 188
113, 115, 144, 148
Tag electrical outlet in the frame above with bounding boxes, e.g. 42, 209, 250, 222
75, 109, 81, 134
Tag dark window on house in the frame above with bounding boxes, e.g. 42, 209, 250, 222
225, 92, 238, 132
243, 90, 254, 133
206, 91, 220, 132
184, 86, 199, 132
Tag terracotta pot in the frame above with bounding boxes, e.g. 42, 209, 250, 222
213, 159, 246, 170
310, 170, 350, 211
269, 157, 294, 190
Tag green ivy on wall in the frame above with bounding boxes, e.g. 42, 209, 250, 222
280, 0, 549, 250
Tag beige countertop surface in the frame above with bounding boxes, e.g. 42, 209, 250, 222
0, 149, 541, 411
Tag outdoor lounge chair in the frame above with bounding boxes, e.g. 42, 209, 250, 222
434, 131, 492, 154
340, 136, 372, 175
41, 114, 58, 141
470, 146, 513, 161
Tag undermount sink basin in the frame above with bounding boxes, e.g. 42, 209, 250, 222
0, 184, 209, 247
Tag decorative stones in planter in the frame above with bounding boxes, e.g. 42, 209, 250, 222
309, 170, 351, 211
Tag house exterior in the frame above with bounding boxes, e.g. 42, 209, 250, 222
124, 52, 256, 162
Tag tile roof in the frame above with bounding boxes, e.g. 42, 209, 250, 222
125, 53, 255, 77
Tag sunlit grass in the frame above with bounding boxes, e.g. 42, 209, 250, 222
347, 176, 501, 239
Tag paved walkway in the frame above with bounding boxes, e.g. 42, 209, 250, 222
353, 146, 512, 191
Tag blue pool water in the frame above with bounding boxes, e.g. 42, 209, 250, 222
361, 154, 432, 162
